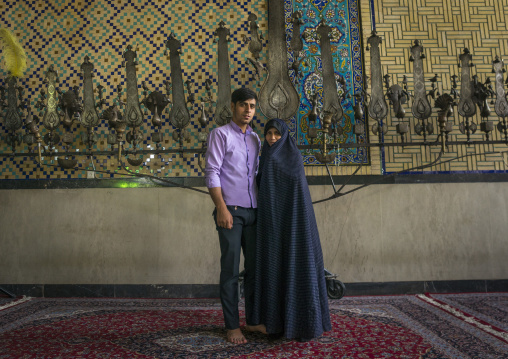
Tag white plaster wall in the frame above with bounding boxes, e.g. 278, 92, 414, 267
311, 183, 508, 282
0, 183, 507, 284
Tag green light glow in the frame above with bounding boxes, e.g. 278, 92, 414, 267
117, 182, 141, 188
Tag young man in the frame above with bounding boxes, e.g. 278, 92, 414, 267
205, 88, 260, 344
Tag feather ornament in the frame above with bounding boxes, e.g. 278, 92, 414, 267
0, 28, 27, 78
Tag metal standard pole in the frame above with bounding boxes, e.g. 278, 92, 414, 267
369, 0, 376, 32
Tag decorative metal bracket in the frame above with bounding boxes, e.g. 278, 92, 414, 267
141, 85, 170, 147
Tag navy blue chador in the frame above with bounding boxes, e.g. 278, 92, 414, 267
252, 119, 331, 339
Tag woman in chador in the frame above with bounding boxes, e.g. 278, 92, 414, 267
247, 118, 331, 341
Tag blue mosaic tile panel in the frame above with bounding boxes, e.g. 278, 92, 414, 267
290, 0, 367, 166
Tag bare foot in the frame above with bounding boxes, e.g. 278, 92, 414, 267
226, 328, 247, 344
245, 324, 267, 334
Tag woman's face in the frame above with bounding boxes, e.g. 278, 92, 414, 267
266, 127, 281, 146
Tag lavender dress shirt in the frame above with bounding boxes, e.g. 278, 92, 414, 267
205, 121, 261, 208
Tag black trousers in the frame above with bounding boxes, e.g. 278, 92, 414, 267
214, 206, 257, 330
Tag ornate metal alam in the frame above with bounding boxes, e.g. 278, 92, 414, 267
2, 22, 508, 180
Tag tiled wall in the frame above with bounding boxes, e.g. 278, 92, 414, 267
361, 0, 508, 175
2, 0, 508, 181
0, 0, 365, 180
0, 0, 268, 179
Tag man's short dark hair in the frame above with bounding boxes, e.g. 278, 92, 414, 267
231, 88, 258, 104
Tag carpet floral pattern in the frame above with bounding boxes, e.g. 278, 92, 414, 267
0, 294, 507, 358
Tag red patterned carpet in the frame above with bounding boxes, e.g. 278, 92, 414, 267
0, 293, 507, 358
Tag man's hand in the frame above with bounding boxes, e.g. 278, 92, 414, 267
216, 206, 233, 229
208, 187, 233, 230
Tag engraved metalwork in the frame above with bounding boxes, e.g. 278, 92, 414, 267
42, 65, 60, 131
492, 56, 508, 140
386, 83, 407, 120
471, 76, 495, 139
199, 78, 213, 130
427, 74, 439, 100
56, 158, 77, 169
59, 86, 81, 128
291, 11, 303, 53
472, 75, 494, 118
23, 108, 42, 157
258, 0, 299, 121
80, 55, 100, 128
2, 77, 23, 133
1, 76, 24, 152
410, 40, 432, 120
142, 90, 169, 127
435, 94, 455, 152
314, 110, 337, 164
247, 13, 262, 60
58, 84, 80, 168
305, 56, 348, 164
493, 56, 508, 118
245, 14, 265, 81
185, 80, 195, 105
141, 80, 168, 146
104, 104, 124, 144
123, 45, 143, 127
5, 21, 508, 176
302, 21, 350, 164
290, 11, 306, 79
366, 31, 388, 121
198, 102, 208, 128
385, 74, 410, 141
165, 33, 191, 129
213, 21, 233, 126
457, 48, 476, 118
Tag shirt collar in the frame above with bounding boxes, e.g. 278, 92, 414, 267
229, 120, 252, 134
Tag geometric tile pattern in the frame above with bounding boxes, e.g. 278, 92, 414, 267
0, 0, 365, 180
4, 0, 506, 179
0, 0, 267, 179
362, 0, 508, 174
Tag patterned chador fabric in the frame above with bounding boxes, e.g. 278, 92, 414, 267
252, 118, 331, 339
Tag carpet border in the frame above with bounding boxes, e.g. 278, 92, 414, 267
417, 293, 508, 344
0, 280, 506, 298
0, 296, 33, 311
